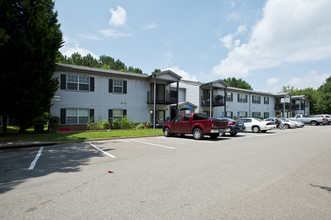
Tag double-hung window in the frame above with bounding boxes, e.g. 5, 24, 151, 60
238, 111, 247, 118
264, 97, 270, 104
114, 80, 123, 93
226, 93, 233, 102
252, 95, 261, 104
113, 109, 124, 120
67, 75, 90, 91
252, 112, 261, 118
109, 79, 127, 94
238, 94, 247, 103
66, 109, 89, 124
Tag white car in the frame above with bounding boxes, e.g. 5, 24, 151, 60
238, 118, 276, 133
279, 118, 298, 129
289, 119, 304, 128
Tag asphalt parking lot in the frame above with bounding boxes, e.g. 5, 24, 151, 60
1, 126, 331, 219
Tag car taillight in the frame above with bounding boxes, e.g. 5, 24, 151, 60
229, 122, 235, 125
266, 122, 271, 125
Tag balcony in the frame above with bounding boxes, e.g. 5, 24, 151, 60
201, 95, 225, 107
147, 91, 177, 104
275, 103, 291, 110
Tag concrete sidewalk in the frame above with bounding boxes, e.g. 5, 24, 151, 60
0, 141, 60, 150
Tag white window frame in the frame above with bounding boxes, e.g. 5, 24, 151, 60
66, 108, 89, 124
238, 111, 247, 118
113, 109, 124, 120
67, 75, 90, 91
113, 79, 123, 94
238, 94, 247, 103
226, 93, 233, 102
252, 95, 261, 104
264, 97, 270, 105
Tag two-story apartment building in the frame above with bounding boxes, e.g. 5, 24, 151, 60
51, 63, 181, 130
178, 80, 275, 119
51, 63, 310, 130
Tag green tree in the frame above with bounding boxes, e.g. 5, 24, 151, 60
152, 69, 161, 73
0, 0, 63, 133
316, 76, 331, 113
223, 77, 253, 90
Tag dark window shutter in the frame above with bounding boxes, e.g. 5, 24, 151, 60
90, 77, 95, 92
123, 109, 127, 116
60, 74, 66, 90
237, 94, 240, 102
246, 95, 248, 103
123, 80, 127, 94
108, 109, 113, 122
90, 109, 94, 122
109, 79, 113, 93
60, 109, 66, 124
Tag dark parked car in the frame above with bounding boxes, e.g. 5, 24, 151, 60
210, 117, 245, 136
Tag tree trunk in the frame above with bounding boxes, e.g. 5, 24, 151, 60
2, 116, 7, 134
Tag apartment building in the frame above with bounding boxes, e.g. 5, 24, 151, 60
51, 63, 181, 130
51, 63, 310, 130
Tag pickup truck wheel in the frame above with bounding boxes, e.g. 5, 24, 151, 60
210, 134, 219, 140
252, 126, 260, 133
163, 127, 171, 137
193, 128, 203, 140
310, 121, 318, 126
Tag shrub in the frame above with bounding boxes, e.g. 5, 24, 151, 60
103, 120, 111, 130
95, 119, 104, 130
120, 116, 135, 129
258, 116, 264, 120
87, 117, 95, 130
111, 118, 121, 129
135, 123, 145, 130
233, 116, 239, 120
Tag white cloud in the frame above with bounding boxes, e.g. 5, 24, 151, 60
109, 6, 127, 26
60, 44, 99, 58
99, 29, 132, 38
213, 0, 331, 78
166, 66, 197, 81
219, 25, 246, 49
286, 71, 330, 89
142, 22, 157, 30
267, 77, 279, 86
78, 34, 100, 41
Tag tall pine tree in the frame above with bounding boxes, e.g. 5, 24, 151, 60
0, 0, 63, 133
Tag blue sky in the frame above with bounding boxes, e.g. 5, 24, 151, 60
54, 0, 331, 93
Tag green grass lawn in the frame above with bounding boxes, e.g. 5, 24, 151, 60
0, 129, 163, 142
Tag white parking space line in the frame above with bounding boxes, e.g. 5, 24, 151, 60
130, 139, 176, 150
89, 143, 116, 158
28, 147, 44, 170
170, 138, 217, 144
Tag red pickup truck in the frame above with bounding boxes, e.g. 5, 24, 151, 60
162, 113, 229, 140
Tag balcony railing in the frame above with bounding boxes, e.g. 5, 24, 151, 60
147, 91, 177, 104
275, 103, 291, 110
201, 95, 225, 107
